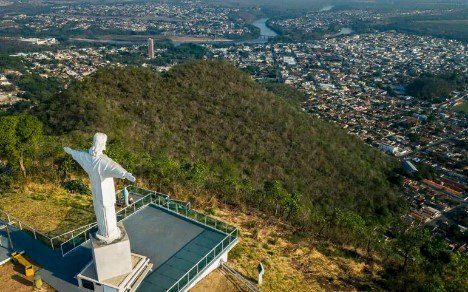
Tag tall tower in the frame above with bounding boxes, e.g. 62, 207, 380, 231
148, 38, 154, 59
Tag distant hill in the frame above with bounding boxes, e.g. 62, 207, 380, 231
36, 60, 404, 223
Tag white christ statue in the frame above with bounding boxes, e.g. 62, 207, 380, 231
64, 133, 136, 243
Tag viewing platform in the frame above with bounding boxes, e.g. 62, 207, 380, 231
0, 186, 239, 292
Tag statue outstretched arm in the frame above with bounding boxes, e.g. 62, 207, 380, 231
101, 157, 136, 182
64, 147, 89, 170
64, 146, 76, 156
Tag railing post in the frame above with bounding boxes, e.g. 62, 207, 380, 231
204, 217, 207, 225
33, 229, 37, 239
50, 238, 54, 250
19, 221, 22, 230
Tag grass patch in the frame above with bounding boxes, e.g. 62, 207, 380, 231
0, 181, 94, 236
454, 101, 468, 114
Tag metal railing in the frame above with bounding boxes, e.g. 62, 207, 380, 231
167, 228, 238, 292
0, 209, 58, 249
0, 187, 166, 253
47, 222, 98, 250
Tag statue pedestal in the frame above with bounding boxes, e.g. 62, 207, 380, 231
91, 222, 132, 282
77, 222, 153, 292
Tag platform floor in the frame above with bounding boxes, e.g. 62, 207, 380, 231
0, 229, 11, 264
125, 205, 225, 291
0, 204, 226, 292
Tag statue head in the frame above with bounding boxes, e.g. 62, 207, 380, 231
89, 133, 107, 157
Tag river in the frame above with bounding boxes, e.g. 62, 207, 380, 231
320, 5, 334, 12
244, 18, 278, 44
252, 18, 278, 37
333, 27, 354, 37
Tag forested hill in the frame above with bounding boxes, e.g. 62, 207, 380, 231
36, 60, 404, 224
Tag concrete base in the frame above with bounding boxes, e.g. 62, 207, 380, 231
77, 253, 153, 292
91, 223, 132, 282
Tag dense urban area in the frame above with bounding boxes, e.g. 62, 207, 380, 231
0, 0, 467, 290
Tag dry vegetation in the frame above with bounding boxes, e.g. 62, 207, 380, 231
181, 187, 383, 292
191, 269, 239, 292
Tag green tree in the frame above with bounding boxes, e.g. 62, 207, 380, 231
154, 158, 182, 192
284, 192, 301, 220
0, 115, 43, 176
263, 180, 289, 216
394, 226, 427, 274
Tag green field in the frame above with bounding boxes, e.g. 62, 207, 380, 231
454, 101, 468, 114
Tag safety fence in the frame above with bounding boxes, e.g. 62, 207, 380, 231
167, 228, 238, 292
0, 186, 167, 252
0, 209, 58, 249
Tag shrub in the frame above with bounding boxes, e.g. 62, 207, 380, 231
62, 179, 90, 195
0, 173, 13, 192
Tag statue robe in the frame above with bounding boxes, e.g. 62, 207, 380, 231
67, 149, 129, 241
